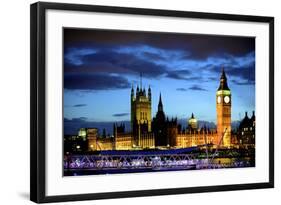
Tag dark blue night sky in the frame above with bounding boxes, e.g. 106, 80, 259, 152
63, 29, 255, 135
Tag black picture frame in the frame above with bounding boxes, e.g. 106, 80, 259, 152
30, 2, 274, 203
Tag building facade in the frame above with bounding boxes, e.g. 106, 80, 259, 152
64, 68, 254, 153
216, 68, 232, 147
188, 113, 198, 131
152, 94, 169, 147
238, 111, 255, 148
131, 82, 152, 146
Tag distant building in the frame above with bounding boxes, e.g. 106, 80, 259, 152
115, 133, 133, 150
96, 137, 114, 150
114, 123, 133, 150
175, 128, 217, 148
87, 128, 98, 151
238, 111, 255, 148
64, 134, 88, 153
78, 128, 87, 140
187, 113, 198, 131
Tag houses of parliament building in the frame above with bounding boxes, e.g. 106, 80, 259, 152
65, 68, 255, 152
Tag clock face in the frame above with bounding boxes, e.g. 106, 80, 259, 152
224, 96, 230, 103
217, 96, 221, 104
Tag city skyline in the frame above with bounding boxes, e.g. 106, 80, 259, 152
64, 29, 255, 135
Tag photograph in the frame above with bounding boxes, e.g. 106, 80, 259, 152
29, 2, 274, 202
63, 28, 256, 176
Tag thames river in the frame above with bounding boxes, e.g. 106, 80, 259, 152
64, 149, 255, 176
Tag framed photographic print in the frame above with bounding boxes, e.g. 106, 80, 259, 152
30, 2, 274, 203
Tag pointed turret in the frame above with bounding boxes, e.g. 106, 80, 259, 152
217, 67, 230, 91
158, 93, 163, 112
188, 112, 198, 130
239, 111, 251, 130
130, 73, 152, 137
136, 85, 139, 97
251, 111, 255, 121
131, 85, 134, 101
148, 85, 151, 101
140, 72, 143, 90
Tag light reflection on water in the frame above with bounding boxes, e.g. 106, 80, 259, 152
64, 157, 254, 176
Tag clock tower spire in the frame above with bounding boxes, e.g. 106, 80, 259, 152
216, 67, 231, 147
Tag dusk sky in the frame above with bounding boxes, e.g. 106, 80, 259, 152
64, 28, 255, 135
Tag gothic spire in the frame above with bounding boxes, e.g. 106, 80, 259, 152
217, 66, 230, 91
148, 85, 151, 101
140, 72, 142, 90
158, 93, 163, 112
131, 84, 134, 95
221, 67, 226, 79
251, 111, 255, 120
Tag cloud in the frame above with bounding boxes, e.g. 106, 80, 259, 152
142, 51, 165, 61
227, 65, 255, 84
64, 28, 255, 60
64, 117, 87, 122
165, 69, 192, 80
64, 73, 130, 91
112, 113, 129, 117
208, 77, 218, 81
231, 79, 255, 85
64, 49, 167, 78
185, 37, 254, 60
206, 52, 255, 85
64, 48, 203, 82
210, 64, 255, 85
64, 29, 255, 89
73, 104, 87, 107
64, 117, 131, 135
176, 88, 188, 91
189, 85, 207, 91
64, 48, 97, 66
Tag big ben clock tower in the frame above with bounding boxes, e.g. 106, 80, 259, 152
216, 68, 231, 147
